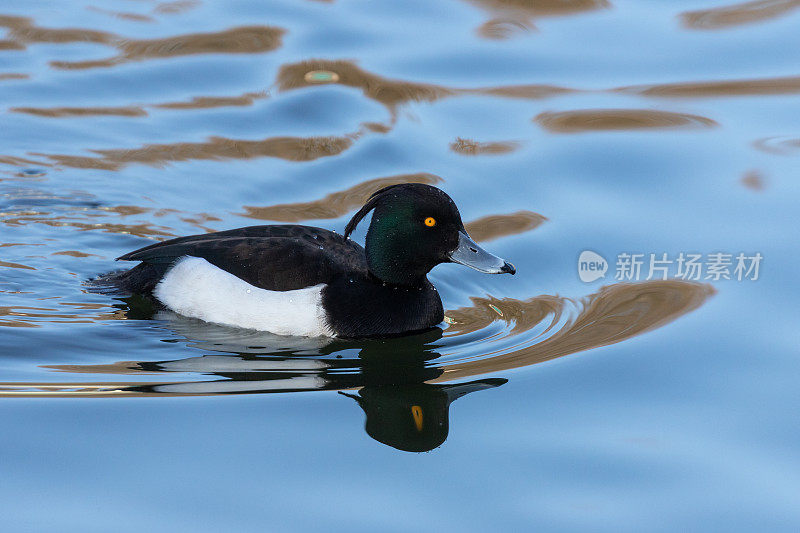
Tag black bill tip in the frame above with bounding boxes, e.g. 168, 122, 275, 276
450, 231, 516, 275
500, 262, 516, 275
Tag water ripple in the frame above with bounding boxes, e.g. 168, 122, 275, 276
464, 0, 611, 39
680, 0, 800, 30
752, 135, 800, 155
0, 280, 713, 396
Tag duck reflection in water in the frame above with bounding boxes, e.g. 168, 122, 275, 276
27, 278, 716, 450
62, 319, 506, 453
339, 379, 506, 453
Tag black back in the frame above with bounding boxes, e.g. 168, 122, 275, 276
116, 224, 367, 292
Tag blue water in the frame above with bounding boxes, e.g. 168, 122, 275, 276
1, 0, 799, 530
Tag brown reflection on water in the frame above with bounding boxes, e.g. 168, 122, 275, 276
0, 15, 110, 47
445, 294, 564, 336
276, 59, 454, 117
1, 212, 222, 241
119, 26, 280, 59
468, 0, 610, 17
155, 1, 202, 16
0, 15, 284, 70
741, 170, 766, 191
11, 106, 148, 118
0, 243, 44, 248
10, 91, 269, 119
435, 280, 714, 381
0, 259, 36, 270
0, 52, 575, 140
535, 109, 717, 133
52, 250, 102, 258
277, 59, 573, 113
464, 211, 546, 243
32, 134, 354, 170
239, 174, 543, 242
0, 156, 50, 169
86, 7, 155, 23
474, 84, 574, 99
0, 40, 25, 51
619, 75, 800, 98
477, 19, 533, 39
464, 0, 610, 39
154, 91, 267, 110
53, 25, 285, 70
450, 138, 520, 156
0, 190, 218, 239
1, 210, 176, 239
752, 136, 800, 155
680, 0, 800, 30
239, 173, 443, 222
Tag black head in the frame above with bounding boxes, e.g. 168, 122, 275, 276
340, 378, 507, 452
344, 183, 515, 286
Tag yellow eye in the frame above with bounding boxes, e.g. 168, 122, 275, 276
424, 217, 436, 227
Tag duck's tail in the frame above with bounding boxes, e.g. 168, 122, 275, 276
85, 263, 166, 295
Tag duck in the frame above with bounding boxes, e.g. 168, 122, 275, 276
105, 183, 515, 338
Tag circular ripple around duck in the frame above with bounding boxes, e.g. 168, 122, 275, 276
430, 280, 714, 382
0, 280, 714, 397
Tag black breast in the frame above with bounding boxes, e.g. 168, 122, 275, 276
322, 276, 444, 338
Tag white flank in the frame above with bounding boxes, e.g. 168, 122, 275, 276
154, 256, 334, 337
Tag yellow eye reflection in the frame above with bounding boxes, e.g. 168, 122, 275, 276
412, 405, 424, 431
424, 217, 436, 227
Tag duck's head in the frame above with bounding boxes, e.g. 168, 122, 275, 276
344, 183, 516, 286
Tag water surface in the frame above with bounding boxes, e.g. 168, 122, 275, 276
1, 0, 799, 530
